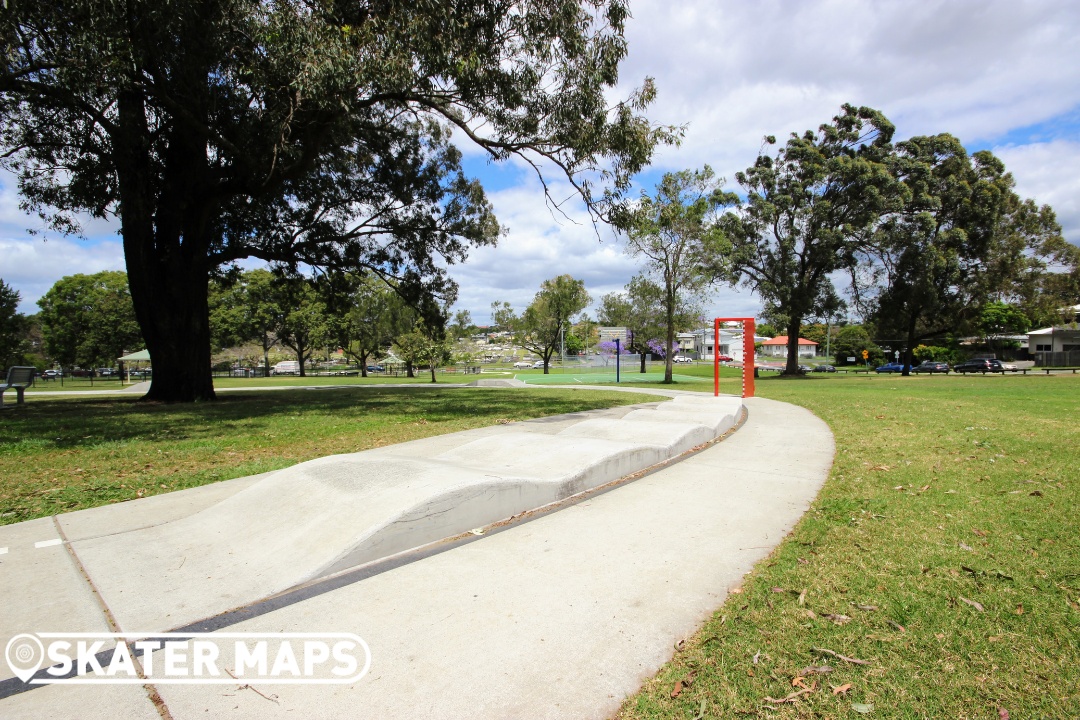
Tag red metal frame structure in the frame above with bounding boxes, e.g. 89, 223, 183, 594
713, 317, 756, 398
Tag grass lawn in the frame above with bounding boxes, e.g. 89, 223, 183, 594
619, 372, 1080, 719
0, 386, 654, 525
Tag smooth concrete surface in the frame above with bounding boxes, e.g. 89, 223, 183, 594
154, 396, 832, 720
0, 519, 116, 684
4, 396, 734, 635
0, 392, 834, 720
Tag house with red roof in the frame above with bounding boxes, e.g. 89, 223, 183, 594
759, 335, 819, 358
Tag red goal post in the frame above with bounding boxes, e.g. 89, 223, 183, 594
713, 318, 756, 398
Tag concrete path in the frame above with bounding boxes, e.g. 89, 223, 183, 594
0, 392, 833, 719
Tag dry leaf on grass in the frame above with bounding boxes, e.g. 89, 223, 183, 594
823, 613, 852, 625
813, 648, 870, 665
832, 683, 853, 696
959, 542, 974, 552
958, 596, 985, 612
799, 665, 833, 675
670, 670, 696, 698
852, 702, 874, 714
764, 682, 816, 704
972, 528, 989, 537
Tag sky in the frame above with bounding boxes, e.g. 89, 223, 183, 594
3, 0, 1080, 325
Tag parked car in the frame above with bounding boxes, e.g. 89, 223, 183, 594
798, 364, 813, 373
812, 364, 836, 373
874, 362, 906, 373
911, 361, 950, 374
717, 355, 733, 362
272, 360, 300, 375
673, 356, 694, 364
997, 360, 1018, 372
512, 361, 532, 369
531, 361, 545, 369
41, 369, 61, 379
365, 364, 384, 373
953, 358, 994, 374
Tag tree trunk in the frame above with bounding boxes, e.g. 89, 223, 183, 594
297, 345, 307, 377
664, 289, 675, 383
902, 316, 917, 377
639, 350, 647, 373
429, 362, 436, 383
784, 320, 802, 375
359, 348, 369, 378
406, 364, 415, 378
116, 86, 216, 402
124, 242, 216, 402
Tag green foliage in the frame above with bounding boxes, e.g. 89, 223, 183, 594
721, 105, 905, 374
492, 275, 590, 373
0, 279, 29, 367
855, 135, 1057, 370
322, 273, 413, 377
625, 167, 730, 382
0, 0, 675, 401
393, 321, 452, 382
754, 322, 780, 338
269, 274, 330, 376
912, 344, 958, 363
978, 301, 1030, 337
209, 269, 283, 374
448, 309, 475, 340
563, 332, 585, 356
599, 277, 665, 359
832, 325, 883, 366
36, 272, 142, 369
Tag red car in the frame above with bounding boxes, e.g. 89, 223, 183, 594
717, 355, 733, 362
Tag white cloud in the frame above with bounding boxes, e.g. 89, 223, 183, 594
618, 0, 1080, 180
0, 236, 126, 313
994, 140, 1080, 241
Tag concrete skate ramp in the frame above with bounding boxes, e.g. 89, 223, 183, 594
69, 395, 743, 632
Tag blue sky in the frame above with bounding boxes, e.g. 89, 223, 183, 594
3, 0, 1079, 325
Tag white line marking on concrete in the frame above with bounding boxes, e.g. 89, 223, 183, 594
34, 538, 63, 548
0, 547, 7, 555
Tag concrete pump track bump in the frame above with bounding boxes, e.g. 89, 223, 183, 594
0, 389, 834, 720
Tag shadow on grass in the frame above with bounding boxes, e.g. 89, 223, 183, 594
1, 387, 633, 452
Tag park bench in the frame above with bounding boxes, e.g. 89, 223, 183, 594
0, 366, 35, 408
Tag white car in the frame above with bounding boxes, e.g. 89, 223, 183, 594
532, 361, 545, 369
512, 361, 532, 369
673, 356, 694, 363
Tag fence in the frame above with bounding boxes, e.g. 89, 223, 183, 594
1034, 350, 1080, 367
